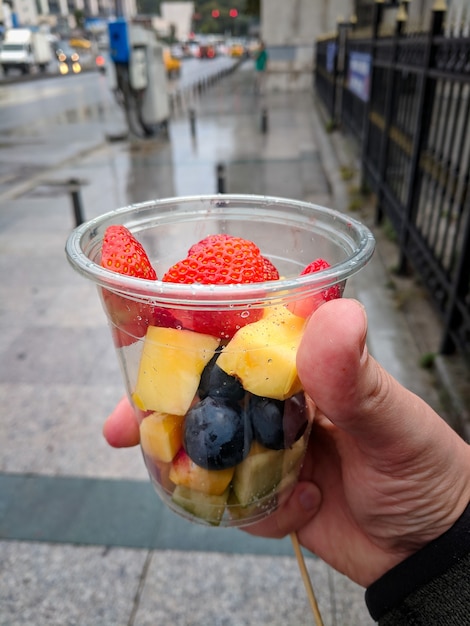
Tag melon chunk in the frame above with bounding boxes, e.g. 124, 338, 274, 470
132, 326, 220, 415
276, 438, 308, 497
140, 412, 184, 463
216, 306, 305, 400
283, 437, 306, 475
172, 485, 229, 526
231, 442, 285, 506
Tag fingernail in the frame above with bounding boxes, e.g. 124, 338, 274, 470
299, 485, 319, 511
354, 300, 368, 361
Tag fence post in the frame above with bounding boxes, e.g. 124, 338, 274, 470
189, 108, 196, 137
334, 17, 351, 128
360, 0, 384, 201
216, 163, 226, 193
440, 208, 470, 354
68, 179, 84, 227
373, 5, 406, 225
397, 1, 446, 274
260, 107, 268, 133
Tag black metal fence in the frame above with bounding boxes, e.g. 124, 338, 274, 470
315, 4, 470, 362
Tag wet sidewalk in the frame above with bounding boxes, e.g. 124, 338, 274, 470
0, 63, 449, 625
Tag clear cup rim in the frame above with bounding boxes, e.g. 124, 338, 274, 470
65, 194, 375, 307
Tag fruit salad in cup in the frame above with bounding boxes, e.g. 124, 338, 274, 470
99, 226, 343, 527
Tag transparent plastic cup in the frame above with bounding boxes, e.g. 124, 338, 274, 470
66, 194, 375, 527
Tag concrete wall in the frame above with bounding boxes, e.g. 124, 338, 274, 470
161, 1, 194, 41
261, 0, 354, 91
259, 0, 467, 91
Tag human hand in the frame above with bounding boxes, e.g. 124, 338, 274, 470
102, 299, 470, 588
245, 298, 470, 586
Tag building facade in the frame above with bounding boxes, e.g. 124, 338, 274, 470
260, 0, 468, 91
261, 0, 356, 91
0, 0, 135, 31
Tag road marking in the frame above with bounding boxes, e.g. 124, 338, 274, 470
0, 473, 295, 555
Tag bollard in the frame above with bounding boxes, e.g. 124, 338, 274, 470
261, 108, 268, 134
189, 108, 196, 137
68, 178, 84, 227
216, 163, 226, 194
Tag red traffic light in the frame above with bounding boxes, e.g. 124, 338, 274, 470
229, 8, 238, 17
212, 9, 220, 18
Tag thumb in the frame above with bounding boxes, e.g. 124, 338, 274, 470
297, 299, 435, 452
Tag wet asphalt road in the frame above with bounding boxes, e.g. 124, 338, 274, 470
0, 56, 240, 197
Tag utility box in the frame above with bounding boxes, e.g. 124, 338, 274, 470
129, 46, 148, 90
129, 24, 170, 126
108, 19, 130, 64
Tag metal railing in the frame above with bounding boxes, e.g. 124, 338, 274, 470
315, 2, 470, 362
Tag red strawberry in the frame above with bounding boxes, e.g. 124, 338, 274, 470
187, 234, 260, 258
163, 235, 278, 339
300, 258, 342, 301
261, 255, 280, 281
164, 236, 266, 285
101, 225, 157, 280
288, 258, 342, 319
100, 226, 178, 347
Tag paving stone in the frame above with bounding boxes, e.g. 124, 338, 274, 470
0, 541, 147, 626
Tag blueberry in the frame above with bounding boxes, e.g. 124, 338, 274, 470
249, 395, 286, 450
184, 396, 252, 470
199, 357, 244, 402
283, 393, 308, 448
198, 352, 219, 399
208, 365, 245, 401
249, 392, 309, 450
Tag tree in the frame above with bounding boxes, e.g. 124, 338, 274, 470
190, 0, 251, 35
136, 0, 161, 15
245, 0, 260, 17
74, 9, 85, 29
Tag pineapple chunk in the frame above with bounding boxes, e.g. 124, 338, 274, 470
140, 412, 184, 463
216, 306, 305, 400
132, 326, 220, 415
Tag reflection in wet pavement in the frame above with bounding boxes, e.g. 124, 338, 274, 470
0, 58, 242, 199
0, 59, 330, 217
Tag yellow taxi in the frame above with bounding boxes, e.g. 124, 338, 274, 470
229, 40, 245, 58
163, 48, 181, 78
69, 38, 92, 50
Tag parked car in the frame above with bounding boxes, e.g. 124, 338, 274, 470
184, 41, 201, 57
170, 43, 184, 59
228, 39, 245, 58
52, 40, 81, 74
163, 47, 181, 78
198, 43, 216, 59
95, 53, 106, 74
69, 37, 91, 50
